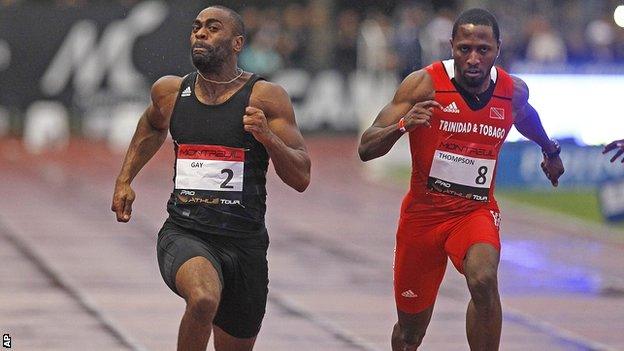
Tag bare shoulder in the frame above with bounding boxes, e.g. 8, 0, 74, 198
250, 80, 292, 118
511, 75, 529, 109
151, 75, 183, 102
251, 80, 290, 103
148, 75, 183, 129
395, 69, 435, 104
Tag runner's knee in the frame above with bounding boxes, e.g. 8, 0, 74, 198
186, 288, 220, 323
466, 268, 498, 303
393, 322, 426, 347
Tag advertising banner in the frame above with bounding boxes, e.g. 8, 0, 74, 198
0, 1, 202, 115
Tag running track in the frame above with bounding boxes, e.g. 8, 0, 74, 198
1, 136, 623, 350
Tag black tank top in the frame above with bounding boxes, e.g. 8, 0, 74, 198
166, 72, 269, 238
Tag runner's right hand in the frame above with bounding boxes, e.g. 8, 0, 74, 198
603, 139, 624, 163
401, 100, 442, 132
112, 182, 135, 222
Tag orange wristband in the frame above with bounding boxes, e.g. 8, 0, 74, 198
398, 117, 407, 133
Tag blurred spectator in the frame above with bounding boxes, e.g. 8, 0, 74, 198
239, 18, 283, 77
54, 0, 87, 6
358, 11, 398, 73
558, 1, 588, 65
240, 6, 262, 43
4, 0, 624, 75
393, 4, 424, 79
276, 3, 310, 69
334, 8, 360, 77
585, 15, 616, 62
419, 5, 455, 65
1, 0, 21, 6
118, 0, 140, 7
488, 1, 526, 68
614, 27, 624, 61
565, 29, 591, 64
524, 16, 567, 63
306, 1, 333, 69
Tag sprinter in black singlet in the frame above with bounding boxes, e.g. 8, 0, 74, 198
111, 6, 310, 351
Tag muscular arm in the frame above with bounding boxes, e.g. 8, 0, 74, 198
511, 76, 557, 153
358, 71, 440, 161
115, 106, 168, 184
246, 82, 311, 192
512, 75, 564, 186
112, 76, 181, 222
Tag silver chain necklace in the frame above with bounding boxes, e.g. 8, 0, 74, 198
197, 68, 244, 84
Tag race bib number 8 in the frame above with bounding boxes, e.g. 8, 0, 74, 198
174, 144, 244, 205
427, 139, 496, 202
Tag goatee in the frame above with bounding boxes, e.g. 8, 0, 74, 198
191, 43, 226, 74
463, 74, 485, 87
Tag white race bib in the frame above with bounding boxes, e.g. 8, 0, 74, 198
174, 144, 244, 205
427, 139, 496, 202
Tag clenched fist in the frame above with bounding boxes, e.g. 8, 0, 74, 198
243, 106, 274, 144
540, 156, 564, 187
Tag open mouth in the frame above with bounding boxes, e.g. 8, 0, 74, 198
465, 70, 481, 78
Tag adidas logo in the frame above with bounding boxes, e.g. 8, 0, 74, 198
443, 101, 460, 114
401, 290, 418, 298
181, 87, 191, 97
490, 210, 501, 228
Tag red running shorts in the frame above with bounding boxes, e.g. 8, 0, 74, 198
393, 197, 501, 314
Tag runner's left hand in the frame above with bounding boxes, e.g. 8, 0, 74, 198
541, 156, 564, 187
243, 106, 274, 144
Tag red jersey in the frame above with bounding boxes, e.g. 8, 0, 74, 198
405, 60, 514, 218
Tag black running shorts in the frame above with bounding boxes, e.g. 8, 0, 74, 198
156, 219, 269, 338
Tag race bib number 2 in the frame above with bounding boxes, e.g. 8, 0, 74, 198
427, 139, 496, 202
174, 144, 244, 205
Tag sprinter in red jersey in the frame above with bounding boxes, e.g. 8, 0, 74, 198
358, 8, 564, 351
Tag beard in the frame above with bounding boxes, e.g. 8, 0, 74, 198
461, 70, 487, 87
191, 41, 230, 73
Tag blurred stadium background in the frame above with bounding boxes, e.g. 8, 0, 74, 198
2, 0, 624, 220
1, 0, 624, 350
